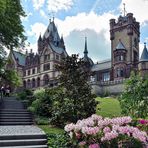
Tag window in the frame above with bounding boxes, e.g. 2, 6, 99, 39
115, 54, 125, 62
43, 74, 49, 85
56, 55, 60, 60
44, 54, 50, 61
37, 77, 40, 87
32, 68, 35, 74
28, 70, 30, 75
134, 51, 138, 62
102, 72, 110, 81
23, 81, 26, 88
43, 63, 50, 71
23, 71, 26, 76
116, 68, 124, 77
32, 79, 36, 88
142, 62, 146, 69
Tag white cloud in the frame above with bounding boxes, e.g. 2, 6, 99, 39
27, 22, 47, 39
47, 0, 73, 12
55, 12, 116, 40
32, 0, 45, 10
40, 9, 48, 19
53, 12, 116, 61
120, 0, 148, 25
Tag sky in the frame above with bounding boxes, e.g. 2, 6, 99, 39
21, 0, 148, 63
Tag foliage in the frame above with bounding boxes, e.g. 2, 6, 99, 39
17, 89, 33, 100
96, 97, 121, 118
53, 54, 97, 125
47, 133, 72, 148
4, 70, 22, 87
64, 114, 147, 148
0, 0, 26, 49
29, 88, 52, 117
34, 116, 49, 125
119, 72, 148, 118
0, 0, 26, 87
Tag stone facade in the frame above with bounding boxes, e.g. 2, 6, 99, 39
7, 19, 67, 90
7, 12, 148, 94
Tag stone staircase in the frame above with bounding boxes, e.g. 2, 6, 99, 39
0, 97, 48, 148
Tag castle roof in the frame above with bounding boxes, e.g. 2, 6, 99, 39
140, 43, 148, 62
115, 40, 126, 50
43, 20, 60, 42
12, 50, 26, 66
91, 60, 111, 71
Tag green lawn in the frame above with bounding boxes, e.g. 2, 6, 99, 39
38, 125, 64, 134
96, 97, 121, 118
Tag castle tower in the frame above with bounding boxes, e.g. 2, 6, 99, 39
138, 43, 148, 76
110, 12, 140, 80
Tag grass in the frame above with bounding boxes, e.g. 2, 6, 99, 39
38, 125, 64, 134
96, 97, 121, 118
39, 97, 121, 135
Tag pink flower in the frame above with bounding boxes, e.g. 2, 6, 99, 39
139, 119, 148, 125
89, 143, 100, 148
79, 141, 86, 146
76, 132, 81, 139
103, 127, 111, 133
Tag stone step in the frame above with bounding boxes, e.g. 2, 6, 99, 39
0, 109, 28, 112
0, 118, 32, 122
0, 139, 47, 146
0, 122, 33, 125
0, 116, 32, 119
0, 145, 48, 148
0, 134, 47, 140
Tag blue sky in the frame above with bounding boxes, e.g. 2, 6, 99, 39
21, 0, 148, 62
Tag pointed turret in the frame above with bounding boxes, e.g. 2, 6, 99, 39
59, 35, 65, 49
82, 37, 93, 67
38, 34, 42, 41
140, 43, 148, 61
84, 37, 88, 57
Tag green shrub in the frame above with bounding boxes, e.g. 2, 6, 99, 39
29, 88, 52, 117
47, 133, 72, 148
34, 116, 49, 125
119, 72, 148, 118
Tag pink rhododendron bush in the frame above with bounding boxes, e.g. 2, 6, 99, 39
64, 114, 148, 148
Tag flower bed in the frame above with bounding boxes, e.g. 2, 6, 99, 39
64, 115, 148, 148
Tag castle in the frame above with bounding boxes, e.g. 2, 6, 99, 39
7, 12, 148, 94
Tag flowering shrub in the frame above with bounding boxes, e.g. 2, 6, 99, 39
137, 119, 148, 132
64, 115, 148, 147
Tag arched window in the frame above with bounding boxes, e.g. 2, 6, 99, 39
23, 80, 26, 88
32, 78, 36, 88
43, 74, 49, 85
27, 79, 31, 88
37, 77, 40, 87
116, 67, 124, 77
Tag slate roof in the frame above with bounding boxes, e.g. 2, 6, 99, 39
12, 50, 26, 66
115, 40, 126, 50
91, 60, 111, 71
140, 43, 148, 62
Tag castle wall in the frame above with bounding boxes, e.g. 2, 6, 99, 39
91, 80, 124, 95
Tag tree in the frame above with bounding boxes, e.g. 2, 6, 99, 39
0, 0, 26, 49
0, 0, 25, 87
52, 54, 97, 124
119, 72, 148, 118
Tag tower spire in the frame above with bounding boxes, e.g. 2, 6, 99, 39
84, 37, 88, 57
123, 3, 126, 16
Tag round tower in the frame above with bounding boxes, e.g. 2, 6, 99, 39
138, 43, 148, 76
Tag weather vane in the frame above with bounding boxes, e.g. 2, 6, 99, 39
48, 10, 55, 22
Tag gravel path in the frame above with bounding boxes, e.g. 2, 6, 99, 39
0, 126, 45, 136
